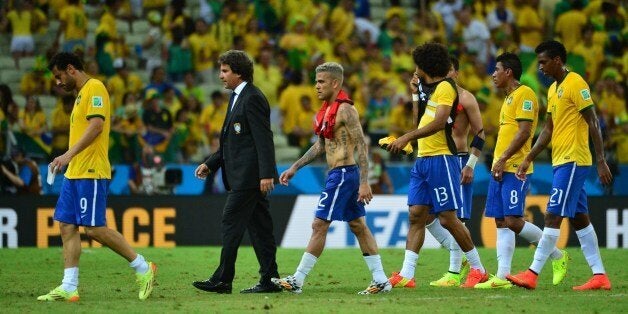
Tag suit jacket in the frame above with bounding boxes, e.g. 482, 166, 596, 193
204, 83, 277, 191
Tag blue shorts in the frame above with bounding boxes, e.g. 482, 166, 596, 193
484, 172, 530, 219
54, 178, 110, 227
457, 154, 473, 220
408, 155, 463, 214
316, 165, 366, 222
547, 162, 589, 218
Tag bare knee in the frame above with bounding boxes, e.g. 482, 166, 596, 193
408, 206, 427, 226
437, 211, 459, 229
311, 218, 330, 237
348, 218, 367, 236
504, 216, 525, 233
494, 218, 507, 228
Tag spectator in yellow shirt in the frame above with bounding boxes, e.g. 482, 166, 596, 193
0, 0, 36, 69
329, 0, 356, 44
50, 94, 73, 159
514, 0, 544, 52
20, 57, 54, 96
253, 47, 282, 109
554, 1, 588, 50
56, 0, 87, 53
18, 95, 51, 157
572, 24, 605, 83
107, 58, 144, 110
388, 99, 414, 138
199, 91, 227, 150
286, 95, 316, 150
188, 18, 218, 81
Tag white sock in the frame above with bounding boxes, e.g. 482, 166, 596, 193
496, 228, 515, 279
294, 252, 318, 286
61, 267, 79, 292
449, 237, 463, 273
426, 219, 451, 248
576, 224, 606, 274
399, 250, 419, 279
518, 221, 542, 243
463, 247, 485, 273
530, 227, 560, 274
363, 254, 388, 283
518, 221, 563, 260
130, 254, 149, 274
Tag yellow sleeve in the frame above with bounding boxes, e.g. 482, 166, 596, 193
430, 81, 456, 108
570, 78, 594, 112
85, 83, 109, 120
514, 88, 538, 121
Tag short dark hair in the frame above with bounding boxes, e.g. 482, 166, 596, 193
535, 40, 567, 64
495, 52, 522, 80
412, 43, 451, 78
218, 50, 254, 83
449, 56, 459, 71
48, 52, 84, 71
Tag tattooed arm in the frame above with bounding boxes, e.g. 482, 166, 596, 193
278, 136, 325, 185
338, 103, 373, 204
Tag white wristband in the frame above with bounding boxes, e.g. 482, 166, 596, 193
412, 94, 419, 102
465, 154, 478, 169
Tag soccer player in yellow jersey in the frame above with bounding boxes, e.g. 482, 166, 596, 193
425, 57, 486, 288
386, 43, 488, 289
475, 52, 568, 289
38, 53, 157, 302
507, 40, 613, 291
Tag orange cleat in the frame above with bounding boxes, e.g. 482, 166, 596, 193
573, 274, 611, 291
460, 268, 489, 288
388, 272, 416, 288
506, 270, 538, 290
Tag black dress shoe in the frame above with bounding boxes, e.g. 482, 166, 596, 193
193, 278, 232, 294
240, 283, 283, 294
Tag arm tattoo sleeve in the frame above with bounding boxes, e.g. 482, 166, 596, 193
343, 106, 369, 184
293, 136, 324, 170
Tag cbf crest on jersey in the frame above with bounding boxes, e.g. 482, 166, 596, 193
75, 95, 81, 106
234, 122, 241, 134
92, 96, 103, 107
580, 89, 591, 101
557, 87, 563, 99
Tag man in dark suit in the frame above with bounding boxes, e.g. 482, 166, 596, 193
192, 50, 281, 294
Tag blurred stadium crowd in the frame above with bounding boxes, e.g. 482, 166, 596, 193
0, 0, 625, 191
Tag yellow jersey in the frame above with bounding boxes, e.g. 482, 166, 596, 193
418, 80, 457, 157
494, 85, 539, 173
547, 72, 594, 166
66, 79, 111, 179
59, 5, 87, 40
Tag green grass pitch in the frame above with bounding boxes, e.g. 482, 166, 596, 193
1, 247, 626, 313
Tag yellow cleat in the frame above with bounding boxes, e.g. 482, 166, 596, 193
474, 275, 512, 289
552, 250, 569, 285
137, 262, 157, 300
37, 286, 79, 302
430, 272, 462, 287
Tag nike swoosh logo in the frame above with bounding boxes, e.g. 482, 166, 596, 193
439, 202, 447, 207
491, 282, 510, 288
508, 205, 517, 209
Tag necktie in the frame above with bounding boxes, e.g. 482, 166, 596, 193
229, 91, 237, 111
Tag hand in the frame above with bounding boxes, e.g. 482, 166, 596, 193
279, 167, 296, 186
491, 157, 505, 181
460, 166, 474, 184
358, 182, 373, 205
49, 153, 72, 173
516, 159, 530, 181
409, 76, 419, 94
260, 178, 274, 194
194, 163, 209, 179
386, 135, 410, 155
597, 160, 613, 186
